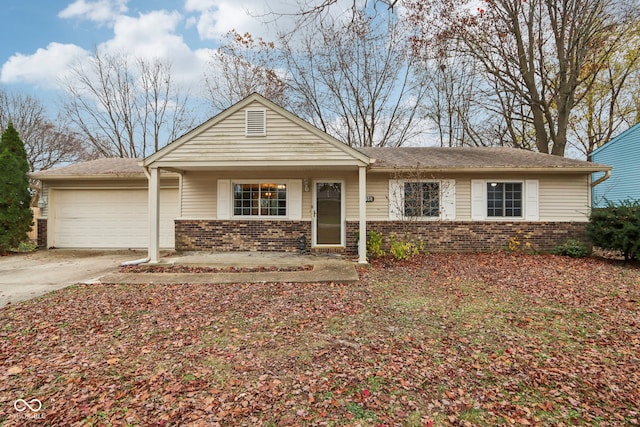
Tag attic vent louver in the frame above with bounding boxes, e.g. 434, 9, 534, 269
246, 109, 266, 136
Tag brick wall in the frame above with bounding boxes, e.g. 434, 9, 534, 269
346, 221, 589, 254
175, 220, 312, 252
176, 219, 588, 254
37, 218, 47, 248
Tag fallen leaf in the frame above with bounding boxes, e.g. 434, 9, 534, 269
7, 366, 23, 375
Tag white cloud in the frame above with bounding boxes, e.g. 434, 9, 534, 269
103, 10, 184, 55
0, 43, 89, 87
0, 1, 302, 101
184, 0, 279, 41
58, 0, 129, 23
184, 0, 218, 11
98, 10, 213, 86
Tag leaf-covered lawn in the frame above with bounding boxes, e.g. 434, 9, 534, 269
1, 253, 639, 426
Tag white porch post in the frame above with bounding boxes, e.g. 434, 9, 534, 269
358, 165, 368, 264
148, 166, 160, 263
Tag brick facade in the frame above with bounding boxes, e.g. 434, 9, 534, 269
37, 218, 47, 248
175, 220, 312, 252
346, 221, 589, 254
176, 219, 588, 254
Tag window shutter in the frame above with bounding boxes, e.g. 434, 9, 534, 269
288, 180, 302, 220
388, 179, 403, 220
217, 179, 231, 219
525, 179, 539, 221
471, 180, 486, 220
245, 110, 266, 136
440, 179, 456, 220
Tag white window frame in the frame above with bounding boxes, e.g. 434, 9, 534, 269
471, 179, 539, 221
217, 179, 302, 220
232, 182, 288, 218
389, 179, 456, 221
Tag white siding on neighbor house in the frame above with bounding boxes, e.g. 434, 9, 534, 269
158, 101, 364, 166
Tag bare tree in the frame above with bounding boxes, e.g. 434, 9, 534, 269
279, 9, 430, 147
0, 89, 88, 172
205, 30, 288, 113
60, 48, 194, 158
569, 24, 640, 157
407, 0, 639, 156
420, 49, 500, 148
285, 0, 639, 156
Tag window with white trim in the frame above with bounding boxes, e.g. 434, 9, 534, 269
471, 179, 538, 221
233, 183, 286, 216
389, 179, 456, 220
487, 182, 522, 217
404, 181, 440, 217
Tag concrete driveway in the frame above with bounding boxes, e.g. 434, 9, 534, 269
0, 249, 145, 307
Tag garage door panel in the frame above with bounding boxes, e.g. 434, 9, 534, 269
52, 189, 178, 248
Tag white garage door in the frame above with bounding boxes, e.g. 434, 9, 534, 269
51, 189, 179, 249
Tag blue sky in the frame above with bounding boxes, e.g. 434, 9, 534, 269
0, 0, 294, 113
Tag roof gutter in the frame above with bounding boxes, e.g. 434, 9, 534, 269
368, 166, 611, 174
591, 169, 611, 188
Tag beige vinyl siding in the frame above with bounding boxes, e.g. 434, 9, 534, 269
364, 173, 463, 221
364, 174, 393, 220
461, 174, 588, 221
182, 170, 364, 220
181, 170, 385, 221
538, 175, 591, 221
159, 102, 362, 165
180, 172, 216, 218
363, 172, 590, 222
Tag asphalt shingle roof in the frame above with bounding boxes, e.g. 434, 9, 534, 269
357, 147, 607, 171
30, 158, 144, 179
30, 147, 609, 179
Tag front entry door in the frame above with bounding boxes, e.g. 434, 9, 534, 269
314, 182, 343, 246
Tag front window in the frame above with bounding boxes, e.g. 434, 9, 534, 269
233, 183, 286, 216
487, 182, 522, 217
404, 182, 440, 217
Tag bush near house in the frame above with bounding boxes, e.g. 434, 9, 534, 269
587, 200, 640, 261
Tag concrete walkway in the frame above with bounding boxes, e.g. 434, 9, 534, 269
0, 250, 146, 307
101, 251, 360, 284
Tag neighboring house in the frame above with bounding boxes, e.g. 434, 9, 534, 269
33, 93, 610, 263
591, 122, 640, 207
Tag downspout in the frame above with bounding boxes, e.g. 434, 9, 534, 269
591, 169, 611, 188
121, 165, 153, 266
